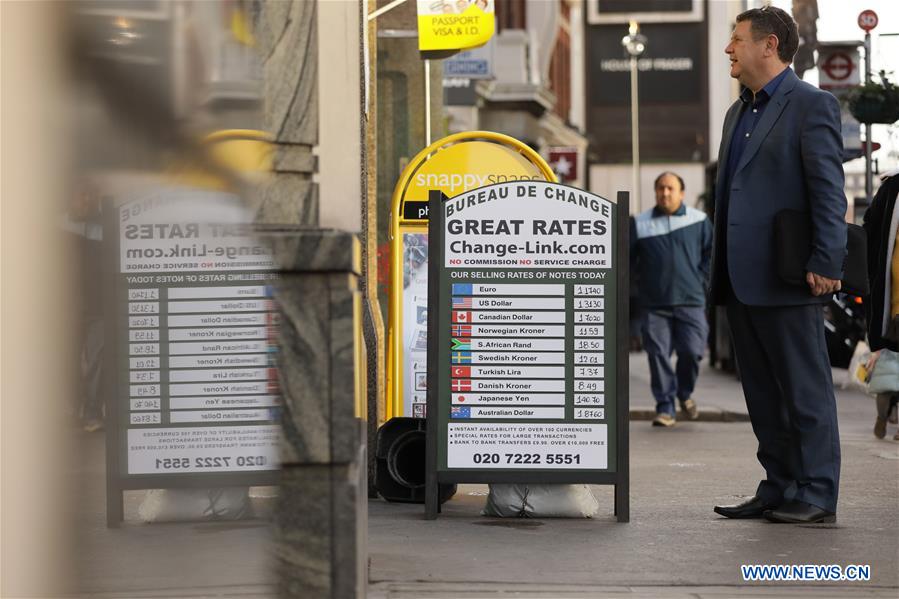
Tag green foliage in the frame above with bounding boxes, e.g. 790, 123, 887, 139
847, 71, 899, 124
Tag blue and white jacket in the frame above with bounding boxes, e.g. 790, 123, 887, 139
630, 204, 713, 309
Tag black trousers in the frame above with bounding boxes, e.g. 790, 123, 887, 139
726, 296, 841, 512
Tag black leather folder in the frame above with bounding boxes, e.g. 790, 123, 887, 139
774, 209, 869, 297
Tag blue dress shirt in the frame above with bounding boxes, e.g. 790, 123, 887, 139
724, 67, 792, 190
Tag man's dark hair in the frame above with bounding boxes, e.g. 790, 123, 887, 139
654, 171, 685, 192
736, 6, 800, 64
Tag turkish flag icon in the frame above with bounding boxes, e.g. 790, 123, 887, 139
452, 311, 472, 323
451, 366, 471, 378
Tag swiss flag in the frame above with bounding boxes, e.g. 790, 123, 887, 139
453, 311, 472, 323
451, 379, 471, 392
451, 366, 471, 378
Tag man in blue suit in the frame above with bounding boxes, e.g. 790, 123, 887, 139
710, 6, 846, 524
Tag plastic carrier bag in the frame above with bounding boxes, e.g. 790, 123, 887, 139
482, 483, 599, 518
869, 349, 899, 394
845, 340, 873, 392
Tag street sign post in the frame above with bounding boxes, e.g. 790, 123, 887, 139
858, 9, 879, 202
424, 181, 629, 521
857, 9, 878, 33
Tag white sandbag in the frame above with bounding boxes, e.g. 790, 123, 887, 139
482, 483, 599, 518
138, 487, 252, 523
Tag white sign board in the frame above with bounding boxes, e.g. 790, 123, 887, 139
817, 44, 862, 152
116, 188, 281, 476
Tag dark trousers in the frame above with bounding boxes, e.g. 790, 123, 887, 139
726, 296, 841, 512
641, 306, 708, 416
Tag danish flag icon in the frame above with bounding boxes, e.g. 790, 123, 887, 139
451, 379, 472, 392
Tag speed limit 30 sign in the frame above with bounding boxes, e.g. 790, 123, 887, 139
858, 9, 878, 33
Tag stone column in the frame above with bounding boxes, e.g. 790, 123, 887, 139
263, 228, 367, 599
254, 0, 319, 226
253, 3, 369, 595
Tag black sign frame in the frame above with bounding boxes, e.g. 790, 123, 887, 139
424, 187, 630, 521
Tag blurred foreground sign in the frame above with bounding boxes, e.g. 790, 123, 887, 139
106, 188, 280, 524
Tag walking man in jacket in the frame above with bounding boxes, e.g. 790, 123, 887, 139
710, 6, 846, 524
631, 172, 712, 427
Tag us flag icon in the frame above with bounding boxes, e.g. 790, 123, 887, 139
452, 311, 472, 323
451, 379, 471, 392
452, 296, 472, 309
451, 366, 471, 378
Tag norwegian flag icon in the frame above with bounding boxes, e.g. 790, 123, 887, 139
452, 311, 472, 323
451, 366, 471, 378
451, 324, 472, 337
451, 379, 471, 392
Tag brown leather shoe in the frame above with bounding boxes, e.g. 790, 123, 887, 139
714, 495, 778, 519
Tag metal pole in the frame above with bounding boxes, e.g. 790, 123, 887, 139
630, 55, 640, 211
425, 59, 432, 146
864, 31, 873, 203
623, 21, 645, 211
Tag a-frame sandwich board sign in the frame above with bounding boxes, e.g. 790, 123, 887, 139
424, 182, 630, 521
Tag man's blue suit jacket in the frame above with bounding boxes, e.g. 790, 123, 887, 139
710, 68, 847, 306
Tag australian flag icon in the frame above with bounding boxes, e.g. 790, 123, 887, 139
450, 406, 471, 419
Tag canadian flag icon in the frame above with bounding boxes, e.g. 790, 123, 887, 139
452, 311, 472, 323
